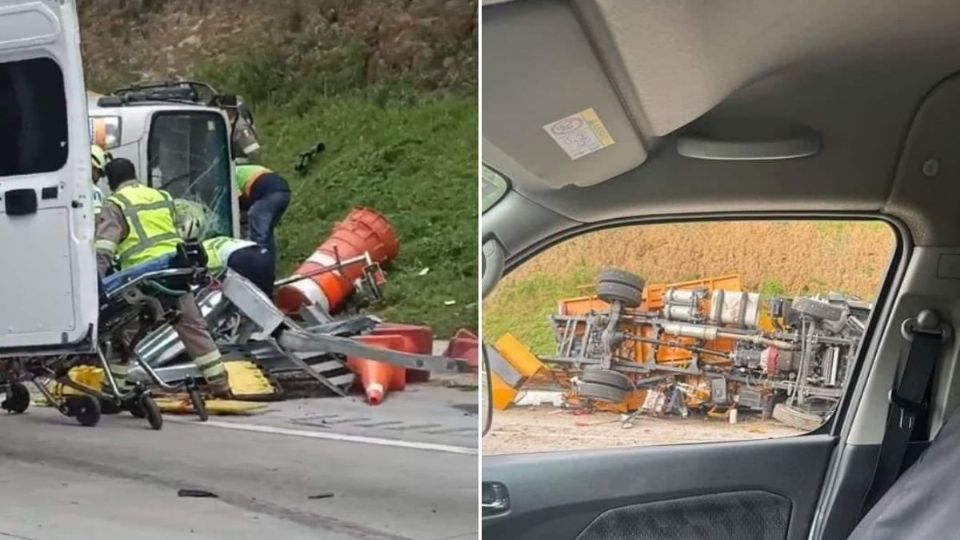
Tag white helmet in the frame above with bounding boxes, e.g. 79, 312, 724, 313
174, 199, 208, 240
91, 145, 107, 175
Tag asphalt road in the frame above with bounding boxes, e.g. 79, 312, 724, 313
0, 383, 478, 540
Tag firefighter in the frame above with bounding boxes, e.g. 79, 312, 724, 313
90, 145, 106, 214
174, 209, 276, 296
204, 236, 276, 296
94, 158, 230, 397
235, 164, 290, 262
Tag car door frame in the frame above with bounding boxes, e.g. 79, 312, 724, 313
481, 208, 912, 540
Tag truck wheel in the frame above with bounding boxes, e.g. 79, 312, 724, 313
790, 297, 845, 322
597, 268, 646, 290
581, 368, 633, 391
597, 269, 644, 308
597, 282, 642, 308
772, 403, 823, 431
578, 381, 628, 404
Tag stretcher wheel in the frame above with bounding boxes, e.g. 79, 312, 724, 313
99, 399, 121, 415
2, 382, 30, 414
141, 395, 163, 430
189, 388, 208, 422
128, 398, 146, 418
72, 395, 101, 427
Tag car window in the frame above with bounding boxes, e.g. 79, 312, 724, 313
0, 57, 68, 177
482, 166, 509, 212
483, 220, 897, 454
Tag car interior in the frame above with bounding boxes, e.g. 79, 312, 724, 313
480, 0, 960, 538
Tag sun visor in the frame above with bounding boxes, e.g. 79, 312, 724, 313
483, 0, 646, 188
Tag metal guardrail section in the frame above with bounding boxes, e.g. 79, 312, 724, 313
127, 271, 468, 393
277, 330, 470, 373
128, 339, 355, 393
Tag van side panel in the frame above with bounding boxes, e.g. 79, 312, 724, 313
0, 1, 98, 353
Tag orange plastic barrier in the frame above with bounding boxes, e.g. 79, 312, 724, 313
443, 329, 478, 372
372, 323, 434, 382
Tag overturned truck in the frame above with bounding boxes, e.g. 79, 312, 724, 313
500, 269, 870, 430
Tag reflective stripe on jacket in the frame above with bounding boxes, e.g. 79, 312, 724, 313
106, 183, 182, 269
231, 115, 262, 164
235, 165, 271, 198
203, 236, 257, 272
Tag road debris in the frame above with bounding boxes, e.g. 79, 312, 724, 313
178, 489, 219, 498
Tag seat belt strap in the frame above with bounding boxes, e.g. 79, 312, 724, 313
862, 311, 949, 513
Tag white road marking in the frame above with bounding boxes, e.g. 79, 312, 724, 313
171, 418, 478, 455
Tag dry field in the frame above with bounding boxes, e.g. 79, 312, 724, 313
484, 220, 896, 354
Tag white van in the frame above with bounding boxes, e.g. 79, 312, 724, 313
0, 1, 98, 355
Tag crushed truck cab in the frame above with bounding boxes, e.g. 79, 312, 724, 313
88, 82, 241, 239
0, 0, 98, 355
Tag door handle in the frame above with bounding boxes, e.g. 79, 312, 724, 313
482, 481, 510, 517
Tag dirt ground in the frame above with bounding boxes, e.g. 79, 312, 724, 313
483, 406, 806, 455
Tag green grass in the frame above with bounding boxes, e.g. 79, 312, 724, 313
254, 94, 477, 337
483, 266, 595, 355
759, 278, 787, 300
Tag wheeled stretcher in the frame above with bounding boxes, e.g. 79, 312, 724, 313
0, 242, 211, 429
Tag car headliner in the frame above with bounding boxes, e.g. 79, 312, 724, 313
483, 0, 960, 247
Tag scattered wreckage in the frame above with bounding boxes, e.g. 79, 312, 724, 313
490, 269, 870, 431
0, 208, 472, 428
0, 79, 474, 428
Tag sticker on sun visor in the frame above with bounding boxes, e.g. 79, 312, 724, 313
543, 108, 615, 160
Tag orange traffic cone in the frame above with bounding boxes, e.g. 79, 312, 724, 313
346, 358, 398, 405
348, 335, 413, 405
276, 208, 398, 315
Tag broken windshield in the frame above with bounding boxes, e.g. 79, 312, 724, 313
147, 111, 232, 237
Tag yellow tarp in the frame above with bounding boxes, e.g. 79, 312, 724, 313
154, 397, 268, 416
35, 361, 276, 415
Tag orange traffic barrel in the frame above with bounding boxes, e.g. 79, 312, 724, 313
276, 208, 398, 314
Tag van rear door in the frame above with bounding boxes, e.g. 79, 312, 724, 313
0, 1, 98, 354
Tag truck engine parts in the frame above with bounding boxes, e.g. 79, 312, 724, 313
517, 269, 871, 430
